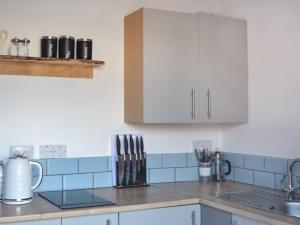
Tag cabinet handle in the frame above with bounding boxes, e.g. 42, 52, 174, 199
206, 89, 211, 119
190, 211, 196, 225
233, 219, 238, 225
106, 219, 111, 225
191, 89, 196, 119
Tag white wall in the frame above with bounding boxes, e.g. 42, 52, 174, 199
219, 0, 300, 158
1, 0, 298, 159
0, 0, 223, 159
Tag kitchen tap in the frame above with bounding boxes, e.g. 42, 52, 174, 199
281, 158, 300, 199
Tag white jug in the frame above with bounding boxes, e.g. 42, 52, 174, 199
0, 30, 8, 55
3, 156, 43, 205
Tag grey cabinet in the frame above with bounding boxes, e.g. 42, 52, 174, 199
124, 8, 248, 123
197, 13, 248, 123
125, 8, 198, 123
62, 213, 118, 225
120, 204, 201, 225
232, 214, 270, 225
143, 8, 198, 123
201, 205, 232, 225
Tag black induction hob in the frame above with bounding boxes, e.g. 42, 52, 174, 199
39, 189, 115, 209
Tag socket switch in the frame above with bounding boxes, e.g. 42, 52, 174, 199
39, 145, 54, 159
53, 145, 67, 158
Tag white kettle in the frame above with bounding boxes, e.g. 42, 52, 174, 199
3, 155, 43, 205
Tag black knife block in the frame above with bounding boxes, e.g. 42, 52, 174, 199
111, 134, 148, 188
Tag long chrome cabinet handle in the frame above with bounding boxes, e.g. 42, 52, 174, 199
191, 89, 196, 119
190, 211, 196, 225
106, 219, 111, 225
206, 89, 211, 119
233, 219, 238, 225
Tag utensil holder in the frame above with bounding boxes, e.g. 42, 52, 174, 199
111, 134, 148, 188
198, 162, 211, 181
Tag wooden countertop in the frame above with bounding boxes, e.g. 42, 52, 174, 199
155, 182, 300, 225
0, 182, 299, 225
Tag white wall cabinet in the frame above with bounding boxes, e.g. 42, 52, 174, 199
124, 8, 248, 124
62, 213, 118, 225
232, 214, 270, 225
119, 204, 201, 225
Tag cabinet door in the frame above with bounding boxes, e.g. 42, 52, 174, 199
233, 214, 270, 225
143, 8, 198, 123
197, 13, 248, 123
120, 205, 200, 225
0, 219, 61, 225
62, 213, 118, 225
201, 205, 232, 225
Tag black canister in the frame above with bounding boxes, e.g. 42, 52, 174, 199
41, 36, 57, 58
59, 36, 75, 59
76, 38, 92, 60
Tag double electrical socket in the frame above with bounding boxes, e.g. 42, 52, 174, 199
192, 140, 212, 152
39, 145, 67, 159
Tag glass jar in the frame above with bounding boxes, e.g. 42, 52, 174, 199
9, 37, 19, 56
18, 38, 30, 56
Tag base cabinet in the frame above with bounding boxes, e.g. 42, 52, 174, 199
0, 219, 60, 225
232, 215, 270, 225
62, 213, 118, 225
201, 205, 232, 225
119, 205, 201, 225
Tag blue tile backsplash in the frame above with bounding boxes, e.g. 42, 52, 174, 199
78, 157, 109, 173
33, 152, 297, 193
244, 155, 265, 171
47, 158, 78, 175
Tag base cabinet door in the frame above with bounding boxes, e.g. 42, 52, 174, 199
62, 213, 118, 225
120, 205, 201, 225
0, 219, 61, 225
201, 206, 232, 225
232, 215, 270, 225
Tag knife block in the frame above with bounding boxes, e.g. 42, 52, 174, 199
111, 134, 148, 188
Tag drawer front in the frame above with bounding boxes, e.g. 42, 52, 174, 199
0, 219, 61, 225
62, 213, 118, 225
120, 204, 201, 225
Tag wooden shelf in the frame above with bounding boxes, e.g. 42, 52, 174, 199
0, 55, 105, 78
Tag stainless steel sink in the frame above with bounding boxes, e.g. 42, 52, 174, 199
217, 188, 300, 218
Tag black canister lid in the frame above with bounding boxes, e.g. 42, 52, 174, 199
59, 35, 75, 40
41, 36, 57, 40
77, 38, 92, 42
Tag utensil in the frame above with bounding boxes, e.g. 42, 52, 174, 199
3, 155, 43, 205
124, 135, 131, 185
116, 135, 124, 186
135, 136, 141, 173
0, 30, 7, 55
140, 136, 147, 184
129, 135, 137, 184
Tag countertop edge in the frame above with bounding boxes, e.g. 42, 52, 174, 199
0, 199, 200, 224
198, 199, 295, 225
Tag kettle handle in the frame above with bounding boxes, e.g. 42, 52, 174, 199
224, 160, 232, 175
30, 161, 43, 190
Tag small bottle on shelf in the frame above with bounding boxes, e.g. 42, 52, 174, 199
8, 37, 19, 56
